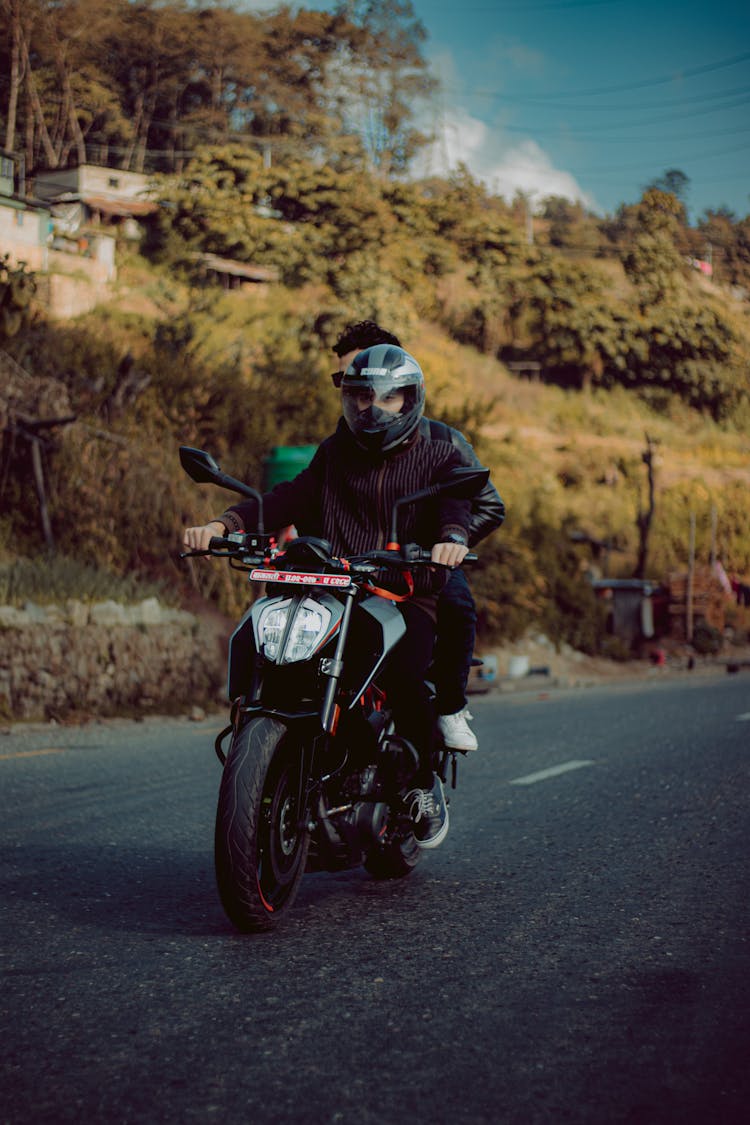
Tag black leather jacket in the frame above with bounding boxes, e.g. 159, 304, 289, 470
418, 417, 505, 547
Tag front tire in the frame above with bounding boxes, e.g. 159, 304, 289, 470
215, 716, 310, 932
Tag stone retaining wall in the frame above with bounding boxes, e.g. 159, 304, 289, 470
0, 598, 225, 721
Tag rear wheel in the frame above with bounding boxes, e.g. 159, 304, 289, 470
364, 729, 422, 879
215, 716, 310, 932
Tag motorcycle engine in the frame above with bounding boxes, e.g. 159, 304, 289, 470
334, 766, 390, 848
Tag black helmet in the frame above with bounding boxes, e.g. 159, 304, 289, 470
341, 344, 425, 453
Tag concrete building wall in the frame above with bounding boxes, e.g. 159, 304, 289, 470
34, 165, 153, 203
0, 201, 50, 255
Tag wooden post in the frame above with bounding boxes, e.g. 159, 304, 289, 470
686, 511, 696, 643
634, 433, 657, 579
29, 435, 54, 550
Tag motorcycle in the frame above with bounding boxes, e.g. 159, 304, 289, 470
179, 445, 487, 932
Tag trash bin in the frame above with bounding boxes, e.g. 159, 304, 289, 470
508, 655, 530, 679
262, 445, 317, 490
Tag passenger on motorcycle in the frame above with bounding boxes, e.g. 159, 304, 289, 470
183, 345, 473, 848
332, 321, 505, 753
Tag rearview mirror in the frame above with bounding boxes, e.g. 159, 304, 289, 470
388, 466, 489, 545
179, 445, 265, 531
179, 446, 222, 484
433, 466, 489, 500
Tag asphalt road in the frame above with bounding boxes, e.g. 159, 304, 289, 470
1, 673, 749, 1125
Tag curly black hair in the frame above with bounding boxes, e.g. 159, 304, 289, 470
333, 320, 401, 356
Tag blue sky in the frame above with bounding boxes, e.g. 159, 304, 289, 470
252, 1, 750, 220
407, 0, 750, 220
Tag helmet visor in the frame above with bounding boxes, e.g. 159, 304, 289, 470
342, 381, 417, 436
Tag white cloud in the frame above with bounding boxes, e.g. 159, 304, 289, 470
483, 138, 594, 209
414, 105, 594, 210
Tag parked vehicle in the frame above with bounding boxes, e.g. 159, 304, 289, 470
179, 446, 486, 932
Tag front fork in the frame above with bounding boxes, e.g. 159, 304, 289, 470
320, 582, 357, 734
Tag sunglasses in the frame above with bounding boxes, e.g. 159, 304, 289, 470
330, 370, 344, 388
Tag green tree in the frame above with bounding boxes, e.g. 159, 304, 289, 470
629, 304, 743, 418
697, 208, 750, 291
622, 188, 686, 312
15, 0, 131, 171
329, 0, 436, 175
539, 195, 603, 256
521, 255, 625, 390
646, 168, 690, 210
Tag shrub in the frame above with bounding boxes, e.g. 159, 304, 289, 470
691, 621, 722, 655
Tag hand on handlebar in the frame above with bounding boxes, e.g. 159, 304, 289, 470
183, 520, 226, 552
431, 541, 470, 568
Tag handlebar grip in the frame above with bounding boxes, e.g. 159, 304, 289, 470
401, 543, 478, 565
209, 536, 228, 550
402, 545, 433, 563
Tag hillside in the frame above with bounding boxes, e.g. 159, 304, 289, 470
2, 143, 750, 663
3, 259, 749, 654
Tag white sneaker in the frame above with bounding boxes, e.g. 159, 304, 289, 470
437, 709, 478, 752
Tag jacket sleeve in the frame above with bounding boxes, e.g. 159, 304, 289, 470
447, 427, 505, 547
436, 448, 472, 545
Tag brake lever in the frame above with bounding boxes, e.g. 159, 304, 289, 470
179, 541, 262, 561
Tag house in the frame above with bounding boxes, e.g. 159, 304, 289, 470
190, 252, 280, 289
32, 163, 158, 240
1, 152, 116, 314
0, 150, 52, 272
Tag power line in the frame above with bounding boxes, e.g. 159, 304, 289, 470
425, 1, 625, 10
570, 122, 750, 146
565, 133, 750, 174
490, 93, 750, 137
445, 50, 750, 101
446, 82, 750, 113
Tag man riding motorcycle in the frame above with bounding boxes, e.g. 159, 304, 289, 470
184, 345, 482, 848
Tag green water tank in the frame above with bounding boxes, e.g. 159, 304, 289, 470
262, 444, 317, 490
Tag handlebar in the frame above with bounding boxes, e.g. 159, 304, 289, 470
180, 535, 477, 572
348, 547, 477, 569
179, 530, 276, 561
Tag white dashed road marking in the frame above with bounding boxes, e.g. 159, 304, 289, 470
510, 759, 595, 786
736, 713, 750, 722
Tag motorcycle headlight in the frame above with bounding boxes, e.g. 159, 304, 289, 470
256, 599, 291, 662
256, 598, 332, 664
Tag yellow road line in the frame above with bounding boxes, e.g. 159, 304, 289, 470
0, 748, 66, 761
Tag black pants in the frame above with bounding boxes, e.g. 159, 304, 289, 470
380, 602, 436, 788
432, 569, 477, 716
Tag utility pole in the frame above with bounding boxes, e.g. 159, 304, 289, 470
634, 433, 657, 579
686, 511, 696, 643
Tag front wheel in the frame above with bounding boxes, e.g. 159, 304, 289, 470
215, 716, 310, 932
